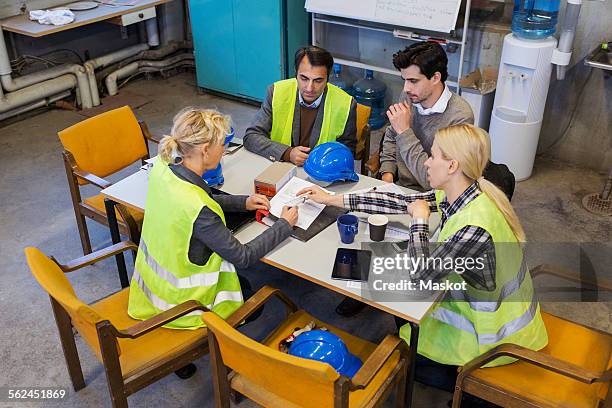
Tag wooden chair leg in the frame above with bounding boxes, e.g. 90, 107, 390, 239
75, 212, 92, 255
208, 333, 230, 408
50, 297, 86, 391
451, 383, 463, 408
394, 359, 408, 408
97, 322, 128, 408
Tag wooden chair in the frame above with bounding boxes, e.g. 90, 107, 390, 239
355, 103, 372, 175
25, 243, 210, 408
202, 286, 409, 408
452, 264, 612, 408
58, 105, 159, 255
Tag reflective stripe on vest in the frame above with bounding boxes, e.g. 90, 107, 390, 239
431, 294, 539, 345
138, 239, 236, 289
270, 78, 352, 146
448, 256, 529, 312
132, 269, 243, 315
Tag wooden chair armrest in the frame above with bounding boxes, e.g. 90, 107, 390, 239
63, 150, 112, 189
531, 264, 612, 292
73, 168, 112, 189
54, 241, 138, 272
139, 121, 161, 144
350, 335, 407, 390
225, 285, 298, 328
457, 343, 606, 385
111, 300, 208, 339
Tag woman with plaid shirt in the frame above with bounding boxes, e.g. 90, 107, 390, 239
299, 124, 547, 395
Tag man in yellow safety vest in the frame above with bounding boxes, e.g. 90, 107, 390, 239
243, 46, 357, 166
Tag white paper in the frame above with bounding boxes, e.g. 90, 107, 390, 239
346, 281, 366, 289
140, 156, 158, 171
349, 182, 406, 196
269, 177, 331, 230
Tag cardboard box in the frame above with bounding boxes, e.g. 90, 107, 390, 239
460, 67, 498, 131
254, 162, 297, 198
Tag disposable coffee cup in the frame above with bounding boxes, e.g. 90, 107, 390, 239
368, 215, 388, 242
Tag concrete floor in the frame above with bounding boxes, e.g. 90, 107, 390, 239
0, 72, 610, 407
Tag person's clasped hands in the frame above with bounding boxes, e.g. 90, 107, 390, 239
289, 146, 311, 166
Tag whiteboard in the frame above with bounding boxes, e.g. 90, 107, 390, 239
305, 0, 462, 33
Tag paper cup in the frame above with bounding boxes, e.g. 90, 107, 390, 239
368, 215, 388, 242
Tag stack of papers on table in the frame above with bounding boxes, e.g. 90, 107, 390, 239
269, 176, 333, 230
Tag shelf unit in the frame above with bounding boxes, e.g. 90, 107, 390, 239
311, 0, 473, 94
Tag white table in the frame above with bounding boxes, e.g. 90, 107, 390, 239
101, 147, 441, 407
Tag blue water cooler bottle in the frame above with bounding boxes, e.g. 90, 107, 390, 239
512, 0, 561, 39
329, 64, 352, 93
351, 70, 387, 130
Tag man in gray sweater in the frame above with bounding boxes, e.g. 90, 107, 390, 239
381, 42, 474, 190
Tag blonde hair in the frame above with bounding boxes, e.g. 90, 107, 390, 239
158, 107, 230, 163
435, 124, 526, 242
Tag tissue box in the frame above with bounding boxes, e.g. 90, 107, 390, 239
254, 162, 297, 198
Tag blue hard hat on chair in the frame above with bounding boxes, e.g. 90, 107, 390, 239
288, 330, 362, 378
304, 142, 359, 183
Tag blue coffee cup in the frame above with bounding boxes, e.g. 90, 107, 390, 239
337, 214, 359, 244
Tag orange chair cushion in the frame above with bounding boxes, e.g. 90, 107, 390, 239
355, 104, 371, 161
82, 194, 144, 225
58, 106, 148, 183
468, 312, 612, 408
89, 289, 208, 379
230, 310, 401, 408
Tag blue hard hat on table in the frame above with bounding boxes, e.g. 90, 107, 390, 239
304, 142, 359, 184
288, 330, 362, 378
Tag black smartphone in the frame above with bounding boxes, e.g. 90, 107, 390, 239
331, 248, 371, 282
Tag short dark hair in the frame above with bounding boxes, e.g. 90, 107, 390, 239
392, 42, 448, 83
294, 46, 334, 76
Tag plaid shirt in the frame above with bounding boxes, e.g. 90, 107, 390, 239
343, 182, 496, 290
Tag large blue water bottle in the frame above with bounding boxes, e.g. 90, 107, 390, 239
352, 70, 386, 130
329, 64, 352, 93
512, 0, 560, 39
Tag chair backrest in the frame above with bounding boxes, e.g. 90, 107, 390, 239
58, 106, 148, 184
24, 247, 118, 359
355, 103, 371, 162
483, 161, 515, 201
202, 311, 340, 407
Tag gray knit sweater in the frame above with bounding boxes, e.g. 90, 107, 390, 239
379, 91, 474, 190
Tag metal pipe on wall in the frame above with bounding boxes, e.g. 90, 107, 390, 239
83, 43, 150, 106
0, 28, 88, 116
0, 90, 71, 121
105, 53, 194, 95
0, 74, 77, 113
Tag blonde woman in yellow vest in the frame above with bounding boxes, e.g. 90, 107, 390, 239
299, 124, 547, 393
243, 46, 357, 166
128, 108, 298, 377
